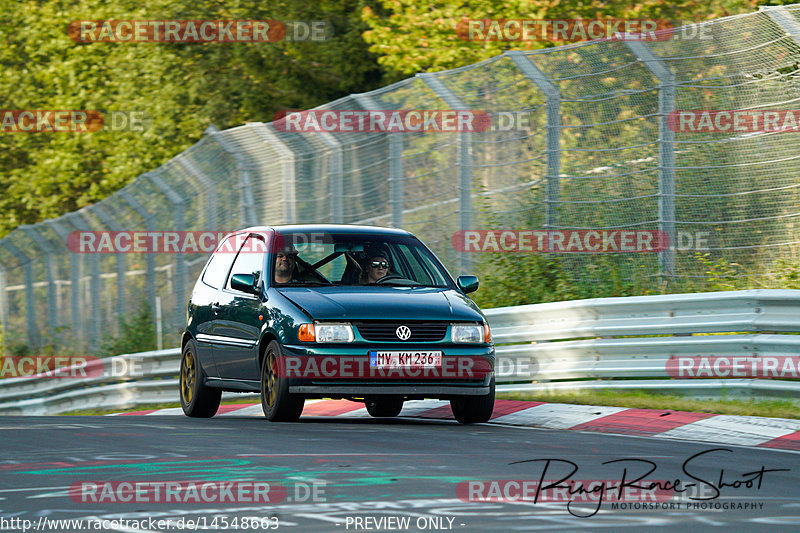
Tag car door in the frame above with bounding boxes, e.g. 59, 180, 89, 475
212, 233, 266, 382
191, 234, 239, 378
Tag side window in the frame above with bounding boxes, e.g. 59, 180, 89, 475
202, 236, 237, 289
415, 249, 449, 286
226, 235, 265, 291
398, 245, 434, 284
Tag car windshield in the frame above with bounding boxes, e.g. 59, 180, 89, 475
271, 231, 454, 288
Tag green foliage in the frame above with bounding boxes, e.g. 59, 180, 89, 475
0, 0, 385, 237
694, 253, 741, 291
99, 302, 156, 356
774, 258, 800, 288
362, 0, 760, 76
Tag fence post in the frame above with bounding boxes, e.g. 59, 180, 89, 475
352, 93, 404, 228
2, 241, 37, 348
119, 190, 157, 334
318, 132, 344, 224
47, 220, 83, 346
65, 212, 101, 352
176, 155, 218, 230
625, 41, 676, 279
762, 5, 800, 43
388, 134, 404, 229
0, 266, 7, 350
254, 124, 297, 224
419, 73, 472, 273
146, 171, 187, 338
206, 126, 259, 227
507, 51, 561, 229
21, 226, 58, 336
90, 204, 128, 324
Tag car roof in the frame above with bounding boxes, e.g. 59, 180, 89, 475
239, 224, 414, 237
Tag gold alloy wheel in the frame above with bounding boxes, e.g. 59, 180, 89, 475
181, 349, 195, 404
264, 350, 278, 407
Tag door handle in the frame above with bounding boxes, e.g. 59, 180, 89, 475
211, 302, 221, 315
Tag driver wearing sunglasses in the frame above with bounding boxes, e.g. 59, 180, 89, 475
361, 254, 391, 284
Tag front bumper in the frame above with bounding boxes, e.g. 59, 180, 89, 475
281, 343, 494, 399
290, 383, 491, 398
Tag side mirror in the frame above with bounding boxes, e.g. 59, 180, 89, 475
457, 275, 479, 294
231, 273, 259, 294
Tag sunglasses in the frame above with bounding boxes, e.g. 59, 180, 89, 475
370, 260, 389, 269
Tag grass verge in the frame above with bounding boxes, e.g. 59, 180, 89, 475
496, 388, 799, 419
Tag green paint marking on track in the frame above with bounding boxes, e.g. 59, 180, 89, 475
19, 460, 473, 488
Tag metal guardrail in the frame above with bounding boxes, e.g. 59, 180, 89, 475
1, 289, 798, 415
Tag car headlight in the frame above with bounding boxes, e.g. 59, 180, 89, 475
452, 324, 485, 343
314, 323, 355, 343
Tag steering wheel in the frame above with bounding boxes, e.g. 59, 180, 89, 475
375, 275, 405, 284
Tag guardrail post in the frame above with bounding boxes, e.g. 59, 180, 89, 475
318, 132, 344, 224
119, 190, 157, 333
507, 51, 561, 229
419, 73, 473, 273
146, 171, 187, 338
2, 241, 38, 348
20, 226, 59, 336
625, 41, 676, 280
253, 124, 297, 224
65, 212, 101, 352
205, 126, 259, 226
90, 204, 128, 322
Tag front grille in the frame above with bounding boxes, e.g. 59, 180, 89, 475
355, 322, 448, 342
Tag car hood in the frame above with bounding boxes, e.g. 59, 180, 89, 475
276, 286, 484, 322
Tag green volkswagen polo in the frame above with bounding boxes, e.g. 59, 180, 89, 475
180, 225, 495, 423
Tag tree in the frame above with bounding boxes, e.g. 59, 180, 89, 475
362, 0, 759, 76
0, 0, 384, 237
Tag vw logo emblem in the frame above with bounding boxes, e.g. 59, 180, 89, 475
395, 325, 411, 340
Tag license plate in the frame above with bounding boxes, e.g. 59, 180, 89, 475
369, 351, 443, 368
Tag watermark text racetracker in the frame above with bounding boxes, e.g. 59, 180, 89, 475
68, 231, 255, 254
456, 18, 672, 42
667, 356, 800, 379
69, 20, 332, 43
456, 18, 712, 42
668, 109, 800, 133
1, 110, 149, 132
68, 480, 323, 504
274, 109, 491, 133
66, 230, 363, 254
0, 355, 145, 379
453, 230, 711, 253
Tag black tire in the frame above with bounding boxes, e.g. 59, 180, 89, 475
180, 339, 221, 417
261, 340, 305, 421
450, 378, 495, 424
365, 398, 404, 418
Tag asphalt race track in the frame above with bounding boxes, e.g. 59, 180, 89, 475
1, 412, 799, 532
